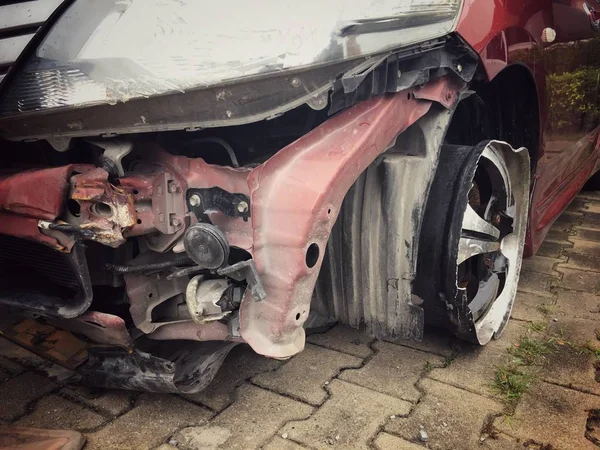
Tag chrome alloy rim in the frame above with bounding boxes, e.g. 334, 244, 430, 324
455, 141, 530, 344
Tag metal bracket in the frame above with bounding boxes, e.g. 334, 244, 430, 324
187, 187, 250, 222
89, 139, 133, 177
217, 260, 266, 301
153, 172, 186, 235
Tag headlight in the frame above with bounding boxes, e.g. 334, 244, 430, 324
0, 0, 462, 116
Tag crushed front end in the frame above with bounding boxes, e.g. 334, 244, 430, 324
0, 0, 474, 392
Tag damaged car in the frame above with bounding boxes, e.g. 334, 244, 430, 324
0, 0, 599, 393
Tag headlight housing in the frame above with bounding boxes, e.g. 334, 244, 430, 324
0, 0, 462, 118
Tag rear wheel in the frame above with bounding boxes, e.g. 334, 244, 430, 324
415, 140, 530, 344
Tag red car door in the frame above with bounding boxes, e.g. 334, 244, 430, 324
535, 0, 600, 227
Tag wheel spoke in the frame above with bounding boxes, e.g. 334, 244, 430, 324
457, 237, 501, 264
481, 147, 511, 202
462, 203, 500, 240
468, 273, 500, 319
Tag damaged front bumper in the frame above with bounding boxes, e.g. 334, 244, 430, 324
0, 77, 462, 364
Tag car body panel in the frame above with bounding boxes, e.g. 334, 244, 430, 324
458, 0, 600, 254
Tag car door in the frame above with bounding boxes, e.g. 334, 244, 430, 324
536, 0, 600, 219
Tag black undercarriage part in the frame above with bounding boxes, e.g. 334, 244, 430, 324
78, 340, 237, 394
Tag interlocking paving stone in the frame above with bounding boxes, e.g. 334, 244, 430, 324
496, 381, 598, 450
538, 318, 600, 395
583, 200, 600, 214
171, 425, 232, 450
0, 338, 77, 383
281, 379, 411, 450
252, 343, 362, 406
517, 270, 556, 297
575, 227, 600, 242
536, 240, 571, 258
211, 384, 312, 450
263, 436, 308, 450
0, 355, 24, 378
520, 255, 561, 276
562, 251, 600, 272
555, 267, 600, 293
84, 394, 212, 450
566, 198, 590, 213
306, 324, 374, 358
570, 238, 600, 256
339, 341, 443, 403
428, 321, 525, 397
372, 432, 426, 450
582, 211, 600, 223
511, 291, 554, 322
388, 326, 457, 358
61, 386, 134, 418
16, 394, 105, 431
543, 229, 571, 244
183, 344, 282, 412
384, 378, 503, 450
553, 289, 600, 321
0, 372, 56, 422
154, 445, 178, 450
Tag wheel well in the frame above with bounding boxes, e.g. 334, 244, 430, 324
445, 64, 540, 175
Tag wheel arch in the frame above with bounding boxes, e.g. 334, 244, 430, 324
445, 63, 541, 178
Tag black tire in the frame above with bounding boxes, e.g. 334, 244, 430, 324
414, 140, 530, 344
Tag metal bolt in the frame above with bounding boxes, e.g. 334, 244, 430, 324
189, 194, 201, 207
168, 181, 179, 194
291, 77, 301, 88
456, 64, 463, 73
237, 201, 249, 213
170, 215, 182, 228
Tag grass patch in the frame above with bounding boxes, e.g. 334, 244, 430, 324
526, 321, 547, 333
493, 364, 534, 403
508, 336, 555, 365
442, 354, 455, 368
538, 304, 554, 316
492, 335, 556, 406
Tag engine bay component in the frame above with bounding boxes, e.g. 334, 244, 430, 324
187, 187, 251, 221
183, 223, 230, 270
185, 276, 234, 324
0, 237, 92, 318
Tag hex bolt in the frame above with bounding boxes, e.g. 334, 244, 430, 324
456, 64, 463, 73
237, 201, 249, 214
291, 77, 301, 88
168, 181, 179, 194
170, 215, 182, 228
189, 194, 201, 207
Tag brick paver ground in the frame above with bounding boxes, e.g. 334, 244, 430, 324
1, 191, 600, 449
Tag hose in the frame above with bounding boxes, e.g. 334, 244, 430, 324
190, 137, 240, 168
105, 255, 193, 274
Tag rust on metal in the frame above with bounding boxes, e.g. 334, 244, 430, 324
69, 168, 137, 247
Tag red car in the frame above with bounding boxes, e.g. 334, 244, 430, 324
0, 0, 598, 393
